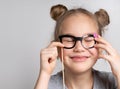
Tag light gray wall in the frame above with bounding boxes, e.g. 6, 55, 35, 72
0, 0, 120, 89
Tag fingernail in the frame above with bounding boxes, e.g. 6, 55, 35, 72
94, 33, 98, 38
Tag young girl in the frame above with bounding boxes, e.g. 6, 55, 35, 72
35, 4, 120, 89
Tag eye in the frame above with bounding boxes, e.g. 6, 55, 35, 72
62, 37, 74, 42
84, 37, 94, 42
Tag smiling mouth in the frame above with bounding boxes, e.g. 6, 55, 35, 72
70, 56, 89, 62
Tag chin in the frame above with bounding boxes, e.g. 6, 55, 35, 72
68, 66, 93, 75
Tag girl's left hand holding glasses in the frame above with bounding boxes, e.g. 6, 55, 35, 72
94, 35, 120, 78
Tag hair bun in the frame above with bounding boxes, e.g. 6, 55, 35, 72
95, 9, 110, 27
50, 4, 68, 21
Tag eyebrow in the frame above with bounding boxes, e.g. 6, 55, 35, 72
61, 33, 75, 36
60, 33, 94, 37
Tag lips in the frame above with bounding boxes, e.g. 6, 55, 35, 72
70, 55, 89, 62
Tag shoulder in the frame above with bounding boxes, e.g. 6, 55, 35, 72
48, 71, 63, 89
93, 69, 117, 89
93, 69, 115, 80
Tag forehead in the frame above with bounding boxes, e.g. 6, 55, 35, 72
60, 14, 99, 36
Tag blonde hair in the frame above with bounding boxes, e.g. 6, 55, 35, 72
50, 4, 110, 41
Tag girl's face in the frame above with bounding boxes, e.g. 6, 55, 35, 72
60, 14, 99, 74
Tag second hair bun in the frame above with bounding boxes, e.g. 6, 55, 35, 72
95, 9, 110, 28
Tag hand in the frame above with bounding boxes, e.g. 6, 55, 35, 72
40, 42, 64, 75
94, 35, 120, 77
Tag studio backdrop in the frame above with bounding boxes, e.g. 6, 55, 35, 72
0, 0, 120, 89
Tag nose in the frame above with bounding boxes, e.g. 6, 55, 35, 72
73, 40, 85, 52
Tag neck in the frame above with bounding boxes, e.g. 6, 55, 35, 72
64, 69, 93, 89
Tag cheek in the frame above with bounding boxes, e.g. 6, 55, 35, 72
59, 48, 71, 61
63, 49, 72, 56
60, 48, 99, 60
89, 48, 99, 59
60, 49, 72, 61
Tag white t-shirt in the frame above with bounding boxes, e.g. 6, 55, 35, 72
48, 69, 117, 89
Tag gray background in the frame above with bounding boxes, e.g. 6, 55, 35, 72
0, 0, 120, 89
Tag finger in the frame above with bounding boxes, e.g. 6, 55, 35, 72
46, 54, 57, 63
94, 35, 114, 54
95, 35, 110, 46
41, 51, 57, 63
94, 43, 114, 55
99, 53, 111, 61
41, 48, 58, 57
48, 42, 64, 48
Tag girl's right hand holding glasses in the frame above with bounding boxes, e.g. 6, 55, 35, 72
40, 42, 64, 76
35, 42, 64, 89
